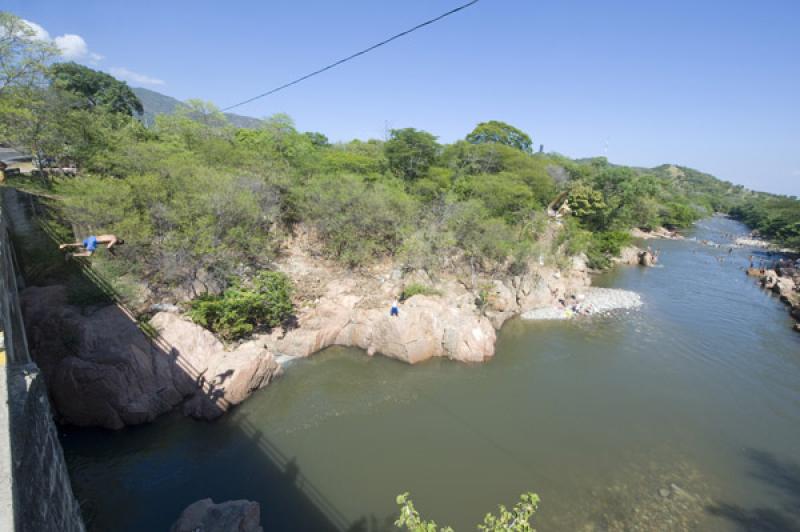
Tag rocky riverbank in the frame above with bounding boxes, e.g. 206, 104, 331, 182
19, 224, 653, 429
259, 231, 594, 364
748, 266, 800, 332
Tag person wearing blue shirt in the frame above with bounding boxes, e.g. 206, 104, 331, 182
59, 234, 123, 258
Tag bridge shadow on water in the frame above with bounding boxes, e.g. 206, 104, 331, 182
706, 448, 800, 532
4, 188, 393, 531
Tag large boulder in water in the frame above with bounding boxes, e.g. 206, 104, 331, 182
638, 250, 657, 267
171, 498, 262, 532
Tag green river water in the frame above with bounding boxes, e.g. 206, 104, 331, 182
61, 216, 800, 531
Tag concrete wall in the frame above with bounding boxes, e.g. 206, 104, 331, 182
0, 203, 85, 532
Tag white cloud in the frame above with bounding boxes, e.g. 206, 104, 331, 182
109, 67, 164, 86
15, 19, 164, 85
21, 19, 50, 40
20, 19, 103, 64
54, 34, 85, 58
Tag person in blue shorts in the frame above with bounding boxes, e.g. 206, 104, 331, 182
390, 300, 400, 317
59, 234, 123, 258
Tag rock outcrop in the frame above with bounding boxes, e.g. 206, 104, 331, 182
20, 285, 280, 429
638, 250, 658, 267
616, 246, 643, 266
266, 285, 496, 364
171, 498, 262, 532
21, 285, 184, 429
265, 251, 591, 363
757, 268, 800, 332
150, 312, 281, 419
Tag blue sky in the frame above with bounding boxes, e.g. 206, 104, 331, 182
8, 0, 799, 195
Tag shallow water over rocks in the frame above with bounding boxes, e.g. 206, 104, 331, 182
61, 217, 800, 531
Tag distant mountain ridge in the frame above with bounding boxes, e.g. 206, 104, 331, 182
132, 87, 263, 129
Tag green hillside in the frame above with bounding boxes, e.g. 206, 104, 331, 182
132, 87, 263, 129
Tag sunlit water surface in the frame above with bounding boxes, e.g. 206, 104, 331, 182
61, 217, 800, 531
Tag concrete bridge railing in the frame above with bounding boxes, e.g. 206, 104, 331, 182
0, 201, 85, 532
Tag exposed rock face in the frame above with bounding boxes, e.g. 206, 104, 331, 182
21, 285, 184, 429
616, 246, 643, 266
150, 312, 281, 419
21, 285, 280, 429
266, 250, 591, 363
267, 288, 496, 364
171, 498, 262, 532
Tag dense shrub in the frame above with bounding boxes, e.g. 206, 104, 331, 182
400, 283, 441, 301
188, 271, 294, 340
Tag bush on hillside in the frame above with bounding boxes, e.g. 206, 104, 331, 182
188, 271, 293, 340
400, 283, 441, 301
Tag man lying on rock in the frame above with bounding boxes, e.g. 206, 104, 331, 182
59, 234, 124, 258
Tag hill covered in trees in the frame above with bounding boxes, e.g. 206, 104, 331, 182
132, 87, 263, 129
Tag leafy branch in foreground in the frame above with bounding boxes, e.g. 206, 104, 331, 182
395, 492, 539, 532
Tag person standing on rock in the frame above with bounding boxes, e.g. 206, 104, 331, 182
390, 300, 400, 317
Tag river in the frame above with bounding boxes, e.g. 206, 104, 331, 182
60, 216, 800, 531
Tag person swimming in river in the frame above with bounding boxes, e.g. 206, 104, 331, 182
59, 234, 123, 258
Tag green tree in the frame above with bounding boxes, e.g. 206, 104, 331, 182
304, 131, 329, 147
179, 98, 228, 128
466, 120, 533, 153
567, 183, 607, 224
50, 62, 143, 115
2, 86, 76, 170
385, 128, 439, 180
299, 174, 415, 266
0, 12, 57, 94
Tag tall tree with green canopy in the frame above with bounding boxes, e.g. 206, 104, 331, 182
466, 120, 533, 153
0, 12, 57, 94
50, 62, 143, 115
0, 12, 58, 149
384, 128, 439, 181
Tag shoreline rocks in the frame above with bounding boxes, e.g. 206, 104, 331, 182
735, 236, 771, 249
521, 288, 642, 321
631, 226, 683, 240
754, 268, 800, 332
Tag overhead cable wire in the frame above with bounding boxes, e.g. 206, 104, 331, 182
221, 0, 480, 111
